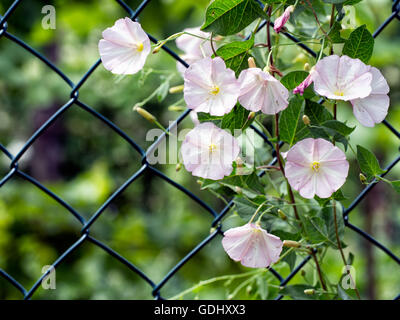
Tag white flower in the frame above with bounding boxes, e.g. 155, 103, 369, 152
98, 18, 150, 75
180, 122, 240, 180
183, 57, 240, 116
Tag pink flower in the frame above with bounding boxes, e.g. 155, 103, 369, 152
222, 223, 283, 268
181, 122, 240, 180
175, 27, 213, 75
98, 18, 150, 75
350, 67, 390, 127
285, 138, 349, 199
274, 6, 295, 33
176, 27, 213, 75
238, 68, 289, 114
293, 68, 315, 95
183, 57, 240, 116
313, 55, 372, 101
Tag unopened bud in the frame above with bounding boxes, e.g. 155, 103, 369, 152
169, 85, 184, 94
168, 105, 186, 112
278, 209, 287, 220
248, 57, 257, 68
283, 240, 301, 248
134, 106, 156, 123
359, 173, 367, 184
176, 162, 182, 172
247, 112, 256, 120
210, 227, 217, 234
302, 115, 311, 126
197, 180, 203, 186
263, 65, 270, 74
301, 269, 306, 276
246, 285, 253, 294
304, 63, 311, 72
234, 186, 242, 194
152, 44, 163, 54
304, 289, 315, 295
235, 157, 244, 167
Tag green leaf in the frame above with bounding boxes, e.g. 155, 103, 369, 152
322, 120, 355, 137
278, 96, 305, 146
390, 180, 400, 193
215, 38, 254, 76
197, 113, 223, 126
201, 0, 268, 36
280, 71, 315, 99
323, 0, 347, 3
328, 22, 345, 43
279, 285, 316, 300
221, 104, 250, 134
233, 195, 266, 219
304, 100, 333, 124
301, 207, 344, 249
337, 285, 352, 300
282, 250, 297, 271
356, 145, 385, 179
342, 25, 374, 64
343, 0, 363, 5
156, 78, 170, 102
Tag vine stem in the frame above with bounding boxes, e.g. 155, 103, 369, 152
311, 250, 327, 291
274, 114, 300, 221
331, 100, 361, 299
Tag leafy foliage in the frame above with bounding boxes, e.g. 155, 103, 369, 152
342, 25, 374, 63
201, 0, 267, 36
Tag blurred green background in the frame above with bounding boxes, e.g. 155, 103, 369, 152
0, 0, 399, 299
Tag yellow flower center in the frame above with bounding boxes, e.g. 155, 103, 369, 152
210, 86, 220, 95
334, 90, 344, 97
208, 143, 217, 153
136, 42, 144, 52
311, 161, 321, 172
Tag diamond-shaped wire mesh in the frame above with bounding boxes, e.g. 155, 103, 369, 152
0, 0, 399, 300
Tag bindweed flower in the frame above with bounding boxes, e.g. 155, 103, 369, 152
222, 223, 283, 268
313, 55, 372, 101
98, 18, 150, 75
285, 138, 349, 199
294, 55, 390, 127
293, 67, 315, 95
180, 122, 240, 180
176, 27, 214, 75
274, 6, 295, 33
183, 57, 240, 116
238, 68, 289, 114
350, 67, 390, 127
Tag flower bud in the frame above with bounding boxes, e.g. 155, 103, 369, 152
234, 186, 242, 194
247, 112, 256, 121
248, 57, 257, 68
134, 106, 156, 123
169, 85, 184, 94
302, 115, 311, 126
152, 44, 163, 54
359, 173, 367, 184
168, 105, 186, 112
176, 162, 182, 172
304, 63, 311, 72
278, 209, 287, 220
301, 269, 306, 276
283, 240, 301, 248
304, 289, 315, 295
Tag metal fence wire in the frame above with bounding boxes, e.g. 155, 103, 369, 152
0, 0, 399, 300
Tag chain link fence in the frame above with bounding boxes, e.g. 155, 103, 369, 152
0, 0, 399, 300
